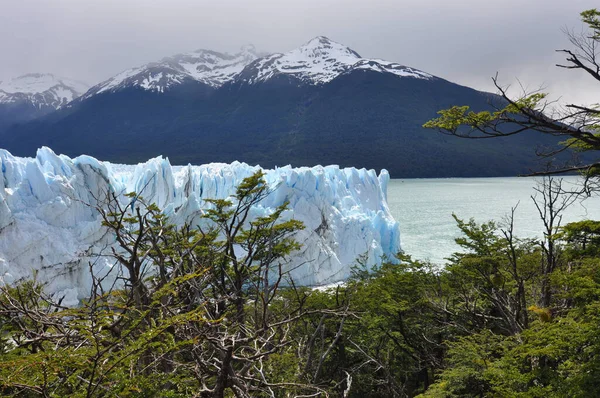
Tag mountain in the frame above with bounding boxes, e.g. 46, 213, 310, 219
79, 45, 258, 99
0, 38, 566, 178
237, 36, 432, 85
76, 37, 430, 95
0, 73, 88, 129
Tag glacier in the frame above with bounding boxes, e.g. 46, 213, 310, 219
0, 147, 400, 305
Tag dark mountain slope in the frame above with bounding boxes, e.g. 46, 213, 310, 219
0, 38, 566, 177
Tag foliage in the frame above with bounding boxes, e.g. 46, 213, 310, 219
425, 9, 600, 178
0, 172, 347, 397
2, 174, 600, 396
415, 8, 600, 396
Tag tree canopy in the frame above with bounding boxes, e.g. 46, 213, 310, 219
424, 9, 600, 180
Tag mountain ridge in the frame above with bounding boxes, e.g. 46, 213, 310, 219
236, 36, 433, 86
73, 36, 434, 100
0, 73, 88, 109
79, 45, 260, 100
0, 73, 89, 131
0, 37, 567, 178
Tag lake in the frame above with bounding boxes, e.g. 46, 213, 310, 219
387, 176, 600, 264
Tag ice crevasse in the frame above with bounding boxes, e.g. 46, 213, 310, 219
0, 147, 400, 305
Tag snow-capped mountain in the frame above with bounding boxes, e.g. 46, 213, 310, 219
2, 36, 561, 178
81, 45, 259, 99
0, 73, 89, 110
238, 36, 432, 85
79, 36, 433, 99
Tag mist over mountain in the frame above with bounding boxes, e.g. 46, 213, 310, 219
0, 73, 88, 130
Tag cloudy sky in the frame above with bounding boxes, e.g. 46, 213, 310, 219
1, 0, 598, 104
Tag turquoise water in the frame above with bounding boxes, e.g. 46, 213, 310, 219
387, 177, 600, 264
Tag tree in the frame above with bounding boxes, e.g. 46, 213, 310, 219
0, 171, 348, 397
414, 210, 600, 398
424, 9, 600, 182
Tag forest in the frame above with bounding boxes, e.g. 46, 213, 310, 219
1, 171, 599, 397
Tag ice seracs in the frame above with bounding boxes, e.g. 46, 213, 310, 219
0, 147, 400, 305
239, 36, 433, 85
0, 73, 89, 110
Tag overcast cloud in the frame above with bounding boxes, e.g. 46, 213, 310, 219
1, 0, 598, 104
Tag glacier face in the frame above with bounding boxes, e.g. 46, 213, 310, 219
0, 147, 400, 304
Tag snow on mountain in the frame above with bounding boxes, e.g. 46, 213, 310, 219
0, 73, 89, 109
238, 36, 433, 85
0, 147, 400, 304
81, 45, 259, 98
77, 37, 433, 100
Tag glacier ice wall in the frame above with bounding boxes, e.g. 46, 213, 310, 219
0, 147, 400, 304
